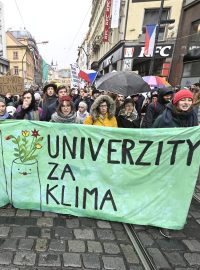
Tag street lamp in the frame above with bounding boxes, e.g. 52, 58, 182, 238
78, 46, 89, 69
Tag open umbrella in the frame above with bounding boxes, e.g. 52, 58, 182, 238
142, 76, 171, 88
96, 71, 150, 96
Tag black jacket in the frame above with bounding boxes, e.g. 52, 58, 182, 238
45, 100, 59, 121
117, 115, 140, 128
153, 103, 198, 128
142, 88, 173, 128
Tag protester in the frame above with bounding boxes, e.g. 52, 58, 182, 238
50, 96, 76, 123
153, 89, 197, 128
74, 88, 91, 111
89, 88, 101, 108
84, 95, 117, 127
40, 83, 57, 120
15, 90, 43, 120
45, 85, 69, 121
76, 101, 89, 124
0, 97, 13, 119
142, 88, 174, 128
70, 88, 79, 102
153, 89, 198, 238
117, 98, 139, 128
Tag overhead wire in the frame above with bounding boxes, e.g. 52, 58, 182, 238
14, 0, 26, 29
67, 2, 92, 52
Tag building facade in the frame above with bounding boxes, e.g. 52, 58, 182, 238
0, 2, 9, 75
6, 30, 43, 86
80, 0, 183, 82
169, 0, 200, 87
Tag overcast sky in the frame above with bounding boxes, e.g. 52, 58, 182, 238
1, 0, 92, 68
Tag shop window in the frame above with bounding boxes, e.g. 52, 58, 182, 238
182, 61, 200, 77
13, 66, 19, 75
188, 19, 200, 52
13, 51, 18, 60
139, 8, 170, 42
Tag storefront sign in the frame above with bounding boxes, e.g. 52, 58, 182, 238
124, 44, 174, 58
103, 0, 112, 42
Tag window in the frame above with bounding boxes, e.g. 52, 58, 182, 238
13, 51, 18, 60
140, 8, 170, 42
13, 66, 19, 75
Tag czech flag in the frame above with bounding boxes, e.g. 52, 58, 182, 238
144, 24, 156, 57
78, 69, 97, 84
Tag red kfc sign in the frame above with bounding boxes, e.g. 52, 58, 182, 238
103, 0, 111, 42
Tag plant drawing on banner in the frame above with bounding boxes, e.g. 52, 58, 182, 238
5, 129, 43, 209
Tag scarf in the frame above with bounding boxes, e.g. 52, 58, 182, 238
118, 108, 138, 122
51, 111, 76, 123
76, 111, 89, 124
0, 112, 10, 120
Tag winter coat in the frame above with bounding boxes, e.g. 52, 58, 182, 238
15, 105, 43, 121
153, 103, 198, 128
39, 95, 57, 120
117, 109, 139, 128
142, 88, 173, 128
84, 95, 117, 127
45, 100, 59, 122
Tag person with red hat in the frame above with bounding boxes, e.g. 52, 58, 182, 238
153, 89, 198, 128
50, 96, 76, 124
153, 89, 198, 239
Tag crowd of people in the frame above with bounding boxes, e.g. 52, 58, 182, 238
0, 82, 200, 128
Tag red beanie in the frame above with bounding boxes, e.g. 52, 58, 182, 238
173, 89, 193, 105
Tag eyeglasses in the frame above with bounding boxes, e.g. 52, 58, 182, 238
99, 104, 107, 108
79, 106, 85, 108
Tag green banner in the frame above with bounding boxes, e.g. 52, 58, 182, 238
0, 120, 200, 229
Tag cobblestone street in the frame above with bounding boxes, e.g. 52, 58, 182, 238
0, 193, 200, 269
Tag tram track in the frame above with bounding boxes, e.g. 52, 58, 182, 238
123, 223, 157, 270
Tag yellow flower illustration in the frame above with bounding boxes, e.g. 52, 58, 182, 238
35, 143, 42, 149
22, 130, 30, 137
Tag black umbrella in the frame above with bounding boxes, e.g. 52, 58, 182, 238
96, 71, 150, 96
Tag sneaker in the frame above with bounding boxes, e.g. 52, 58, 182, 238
159, 228, 171, 239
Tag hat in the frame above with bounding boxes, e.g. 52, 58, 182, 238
6, 106, 16, 116
0, 97, 6, 105
34, 92, 41, 101
60, 95, 71, 102
173, 89, 193, 105
43, 83, 57, 93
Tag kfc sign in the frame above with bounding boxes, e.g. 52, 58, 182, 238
124, 44, 174, 58
138, 45, 174, 58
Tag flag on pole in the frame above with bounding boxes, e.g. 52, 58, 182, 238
78, 70, 97, 84
144, 24, 156, 57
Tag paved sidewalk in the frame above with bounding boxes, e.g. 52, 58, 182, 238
0, 206, 143, 270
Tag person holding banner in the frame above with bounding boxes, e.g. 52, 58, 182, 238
84, 95, 117, 127
0, 97, 13, 120
153, 89, 198, 128
15, 90, 43, 121
153, 89, 198, 238
50, 96, 76, 124
117, 98, 140, 128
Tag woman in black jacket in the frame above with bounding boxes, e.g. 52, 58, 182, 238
153, 89, 198, 128
117, 98, 140, 128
